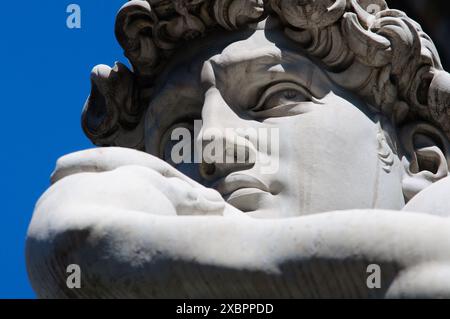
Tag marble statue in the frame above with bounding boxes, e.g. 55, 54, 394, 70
26, 0, 450, 298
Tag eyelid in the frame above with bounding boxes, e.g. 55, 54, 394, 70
254, 82, 320, 111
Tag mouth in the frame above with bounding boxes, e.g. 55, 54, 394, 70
214, 174, 272, 212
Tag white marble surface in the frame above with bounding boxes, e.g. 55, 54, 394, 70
26, 147, 450, 298
26, 0, 450, 298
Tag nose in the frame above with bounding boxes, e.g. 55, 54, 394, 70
197, 87, 257, 180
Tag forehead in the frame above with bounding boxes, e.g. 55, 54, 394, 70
152, 29, 330, 95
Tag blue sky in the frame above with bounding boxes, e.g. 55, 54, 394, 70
0, 0, 126, 298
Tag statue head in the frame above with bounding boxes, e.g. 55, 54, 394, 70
81, 0, 450, 218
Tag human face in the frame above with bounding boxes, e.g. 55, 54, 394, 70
145, 27, 405, 218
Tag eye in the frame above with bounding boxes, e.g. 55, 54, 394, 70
253, 82, 314, 112
159, 122, 205, 182
160, 122, 194, 163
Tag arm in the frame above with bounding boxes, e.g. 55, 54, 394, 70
47, 147, 241, 217
26, 147, 450, 299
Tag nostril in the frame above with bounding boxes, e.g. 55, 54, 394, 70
200, 162, 217, 179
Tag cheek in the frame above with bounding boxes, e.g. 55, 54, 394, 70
276, 103, 379, 166
271, 103, 385, 212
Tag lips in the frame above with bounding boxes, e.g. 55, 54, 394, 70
215, 173, 271, 197
212, 173, 273, 212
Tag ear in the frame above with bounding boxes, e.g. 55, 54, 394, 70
400, 122, 450, 202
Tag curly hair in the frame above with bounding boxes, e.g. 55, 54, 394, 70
82, 0, 450, 150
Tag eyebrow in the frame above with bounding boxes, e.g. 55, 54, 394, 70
152, 44, 330, 112
209, 46, 283, 69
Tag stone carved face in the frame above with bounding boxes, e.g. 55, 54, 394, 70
26, 1, 450, 299
80, 1, 450, 219
144, 27, 406, 218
